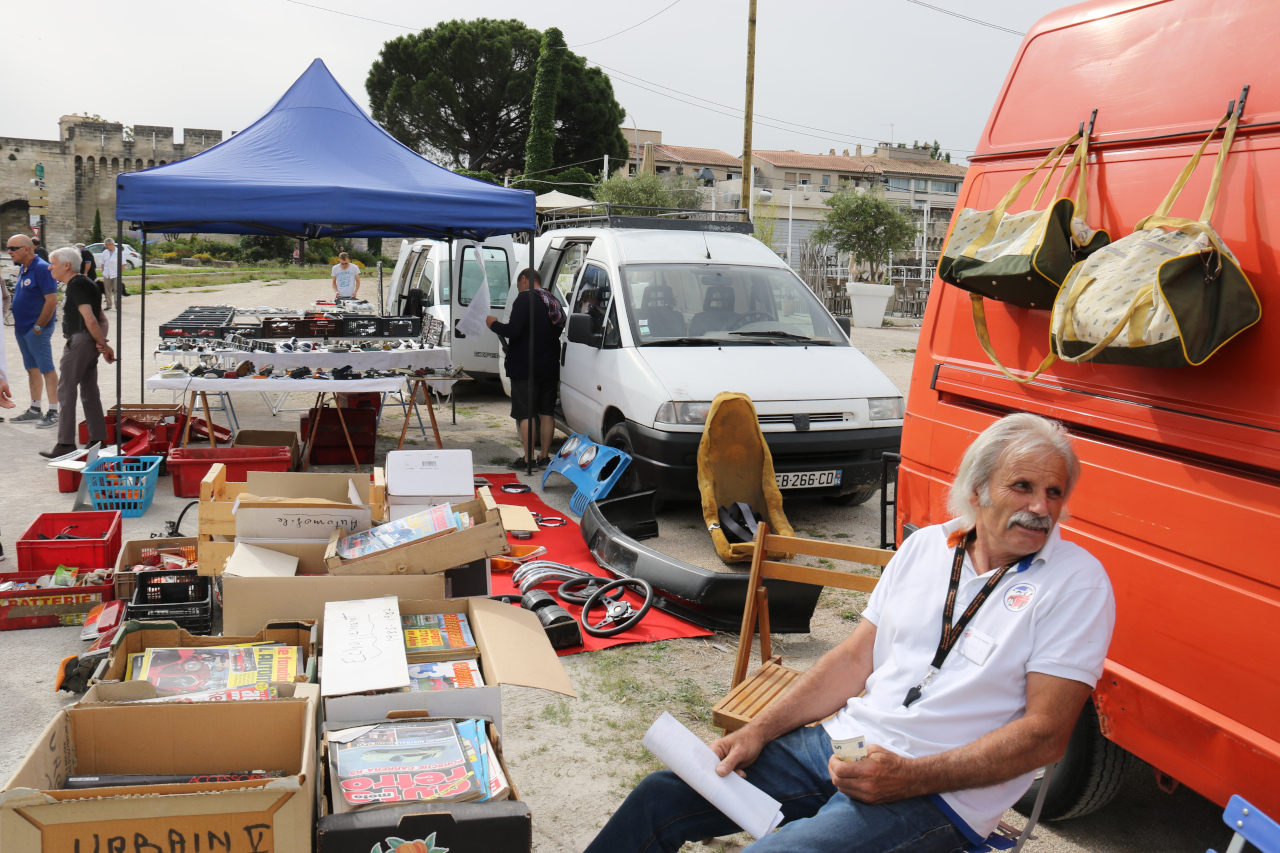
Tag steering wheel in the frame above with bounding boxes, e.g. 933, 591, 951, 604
580, 578, 654, 637
729, 311, 774, 330
558, 576, 626, 605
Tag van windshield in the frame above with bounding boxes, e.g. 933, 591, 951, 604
620, 264, 846, 346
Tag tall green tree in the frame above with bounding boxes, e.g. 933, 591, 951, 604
525, 27, 564, 181
593, 173, 702, 214
810, 188, 916, 282
91, 208, 103, 243
366, 19, 628, 175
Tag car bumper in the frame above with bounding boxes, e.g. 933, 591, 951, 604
626, 420, 903, 501
581, 492, 821, 633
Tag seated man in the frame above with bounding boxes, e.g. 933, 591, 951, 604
585, 412, 1115, 853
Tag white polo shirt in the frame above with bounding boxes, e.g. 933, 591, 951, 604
823, 517, 1115, 842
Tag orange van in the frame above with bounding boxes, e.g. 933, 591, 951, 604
900, 0, 1280, 820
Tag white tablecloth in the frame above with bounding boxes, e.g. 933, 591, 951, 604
145, 375, 406, 394
154, 347, 450, 370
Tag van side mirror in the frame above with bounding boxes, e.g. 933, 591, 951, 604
567, 313, 602, 347
836, 316, 851, 338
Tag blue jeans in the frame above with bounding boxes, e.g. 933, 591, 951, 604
584, 726, 968, 853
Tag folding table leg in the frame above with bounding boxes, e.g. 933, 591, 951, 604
332, 397, 362, 473
199, 392, 218, 448
396, 380, 420, 451
423, 389, 443, 449
181, 391, 197, 448
301, 392, 323, 472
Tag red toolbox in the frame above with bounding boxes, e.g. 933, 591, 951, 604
16, 511, 123, 575
335, 392, 383, 413
167, 446, 293, 498
0, 571, 115, 630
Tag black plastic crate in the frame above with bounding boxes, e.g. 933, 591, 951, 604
302, 317, 343, 338
342, 316, 382, 337
127, 569, 213, 634
382, 316, 422, 337
261, 317, 307, 338
159, 322, 229, 338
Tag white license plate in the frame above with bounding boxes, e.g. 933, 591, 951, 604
776, 470, 842, 489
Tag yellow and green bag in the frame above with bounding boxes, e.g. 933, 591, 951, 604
1051, 98, 1261, 368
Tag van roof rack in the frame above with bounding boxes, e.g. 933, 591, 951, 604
537, 203, 754, 236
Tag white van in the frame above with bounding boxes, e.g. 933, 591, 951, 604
526, 213, 904, 504
386, 237, 517, 381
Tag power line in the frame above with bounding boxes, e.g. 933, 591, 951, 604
903, 0, 1025, 36
569, 0, 685, 47
278, 0, 975, 153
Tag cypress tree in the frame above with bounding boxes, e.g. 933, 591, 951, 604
91, 208, 103, 243
523, 27, 565, 185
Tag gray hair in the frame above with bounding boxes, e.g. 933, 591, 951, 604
50, 246, 82, 270
75, 243, 85, 249
946, 413, 1081, 527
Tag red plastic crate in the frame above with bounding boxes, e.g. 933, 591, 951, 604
300, 408, 378, 447
167, 445, 293, 497
306, 444, 376, 465
16, 511, 123, 575
0, 571, 115, 630
336, 392, 383, 413
78, 416, 150, 446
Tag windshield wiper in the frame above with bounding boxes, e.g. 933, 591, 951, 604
728, 329, 813, 340
640, 337, 728, 346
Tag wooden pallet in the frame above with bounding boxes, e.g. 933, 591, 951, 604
711, 657, 801, 733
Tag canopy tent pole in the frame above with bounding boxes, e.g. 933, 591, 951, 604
526, 232, 535, 476
139, 229, 146, 399
115, 219, 123, 453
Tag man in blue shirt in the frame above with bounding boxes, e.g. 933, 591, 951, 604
5, 235, 60, 428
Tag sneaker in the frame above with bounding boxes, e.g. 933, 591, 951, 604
538, 456, 552, 469
38, 443, 77, 459
12, 407, 42, 423
35, 410, 60, 429
507, 456, 533, 470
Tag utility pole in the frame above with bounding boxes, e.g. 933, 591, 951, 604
741, 0, 757, 213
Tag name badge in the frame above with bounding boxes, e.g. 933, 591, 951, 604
959, 628, 995, 666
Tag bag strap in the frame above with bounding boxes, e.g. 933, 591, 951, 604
1148, 111, 1233, 221
961, 131, 1081, 260
1052, 275, 1156, 364
1200, 98, 1243, 223
970, 295, 1057, 384
1030, 139, 1076, 209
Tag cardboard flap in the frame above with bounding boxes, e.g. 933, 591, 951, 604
453, 598, 575, 697
224, 543, 300, 578
245, 471, 370, 503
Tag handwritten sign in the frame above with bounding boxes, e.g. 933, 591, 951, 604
32, 811, 276, 853
321, 598, 409, 697
235, 507, 371, 541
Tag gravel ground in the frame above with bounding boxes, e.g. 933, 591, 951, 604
0, 276, 1227, 851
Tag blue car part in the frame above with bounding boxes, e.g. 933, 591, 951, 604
542, 433, 632, 516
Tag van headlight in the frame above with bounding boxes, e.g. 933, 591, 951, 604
655, 401, 712, 425
868, 397, 905, 420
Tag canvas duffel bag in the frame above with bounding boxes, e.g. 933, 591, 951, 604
1051, 95, 1261, 368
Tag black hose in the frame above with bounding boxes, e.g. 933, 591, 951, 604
163, 500, 200, 537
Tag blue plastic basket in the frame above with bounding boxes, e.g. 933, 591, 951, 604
82, 455, 162, 518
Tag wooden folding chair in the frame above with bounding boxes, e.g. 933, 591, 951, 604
711, 521, 893, 733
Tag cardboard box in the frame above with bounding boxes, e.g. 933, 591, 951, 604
0, 684, 319, 853
316, 716, 530, 853
387, 492, 476, 507
322, 598, 575, 735
234, 428, 300, 470
79, 680, 307, 705
94, 619, 318, 686
324, 498, 508, 576
198, 466, 387, 576
385, 449, 474, 496
221, 574, 446, 637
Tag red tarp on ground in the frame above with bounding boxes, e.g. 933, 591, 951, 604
481, 474, 713, 655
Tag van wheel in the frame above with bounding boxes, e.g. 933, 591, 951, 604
604, 422, 645, 496
1014, 700, 1131, 820
824, 488, 877, 507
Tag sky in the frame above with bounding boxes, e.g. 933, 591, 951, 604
3, 0, 1083, 166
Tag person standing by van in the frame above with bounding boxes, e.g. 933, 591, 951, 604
99, 238, 117, 310
331, 252, 361, 299
487, 268, 564, 468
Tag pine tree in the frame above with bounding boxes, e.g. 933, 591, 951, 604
91, 208, 103, 243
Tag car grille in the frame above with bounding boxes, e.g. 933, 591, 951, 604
757, 413, 846, 425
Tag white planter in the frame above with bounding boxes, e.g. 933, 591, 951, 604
846, 282, 895, 327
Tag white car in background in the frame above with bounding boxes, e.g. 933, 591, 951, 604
87, 242, 142, 270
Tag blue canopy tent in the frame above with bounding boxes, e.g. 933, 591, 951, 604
110, 59, 540, 467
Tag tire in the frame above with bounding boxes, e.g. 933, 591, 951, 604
824, 488, 878, 507
126, 260, 137, 270
1015, 700, 1131, 820
604, 422, 645, 496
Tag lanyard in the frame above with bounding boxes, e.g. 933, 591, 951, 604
902, 532, 1032, 707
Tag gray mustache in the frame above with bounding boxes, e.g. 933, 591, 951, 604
1008, 511, 1052, 531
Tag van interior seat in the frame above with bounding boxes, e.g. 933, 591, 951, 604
636, 284, 687, 338
689, 284, 739, 337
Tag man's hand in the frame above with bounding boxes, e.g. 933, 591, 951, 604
485, 316, 497, 328
99, 344, 116, 364
710, 725, 768, 778
828, 746, 920, 803
0, 379, 14, 408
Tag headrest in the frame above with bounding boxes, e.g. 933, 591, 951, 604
703, 285, 736, 312
642, 285, 676, 308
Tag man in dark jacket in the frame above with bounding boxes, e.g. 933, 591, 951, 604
487, 269, 563, 469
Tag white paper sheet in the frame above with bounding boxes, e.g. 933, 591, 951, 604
456, 243, 492, 339
320, 597, 411, 697
641, 712, 784, 840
